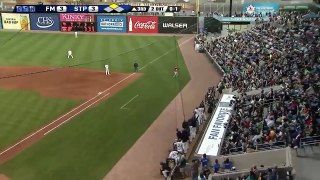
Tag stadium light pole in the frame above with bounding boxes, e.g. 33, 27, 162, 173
229, 0, 233, 17
196, 0, 200, 34
196, 0, 200, 16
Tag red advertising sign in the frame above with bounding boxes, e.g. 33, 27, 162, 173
127, 16, 158, 33
60, 14, 95, 22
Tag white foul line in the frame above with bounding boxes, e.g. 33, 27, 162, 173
120, 94, 139, 110
44, 93, 110, 135
139, 36, 194, 70
0, 35, 195, 156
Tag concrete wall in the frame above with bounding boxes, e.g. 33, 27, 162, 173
194, 148, 291, 170
207, 147, 293, 179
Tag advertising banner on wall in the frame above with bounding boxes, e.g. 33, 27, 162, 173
197, 94, 235, 156
127, 16, 158, 33
158, 17, 197, 34
97, 16, 126, 33
243, 2, 279, 15
1, 13, 30, 30
60, 14, 95, 32
30, 14, 60, 31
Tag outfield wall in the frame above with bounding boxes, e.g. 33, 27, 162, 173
0, 13, 202, 34
0, 13, 269, 34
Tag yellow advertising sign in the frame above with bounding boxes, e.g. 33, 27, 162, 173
1, 13, 30, 30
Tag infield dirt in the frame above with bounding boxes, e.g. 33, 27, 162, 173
0, 66, 141, 100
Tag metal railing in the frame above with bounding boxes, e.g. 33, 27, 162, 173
227, 141, 286, 155
296, 135, 320, 156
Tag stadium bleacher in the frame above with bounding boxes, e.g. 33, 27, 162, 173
188, 10, 319, 180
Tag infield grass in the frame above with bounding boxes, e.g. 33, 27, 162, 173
0, 90, 78, 150
0, 31, 190, 180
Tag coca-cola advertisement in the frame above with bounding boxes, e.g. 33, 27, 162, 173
127, 16, 158, 33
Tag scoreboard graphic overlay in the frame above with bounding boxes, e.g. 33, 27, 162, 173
60, 14, 95, 32
13, 4, 181, 14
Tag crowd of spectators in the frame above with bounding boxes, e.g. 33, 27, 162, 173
205, 12, 319, 93
160, 10, 320, 180
199, 11, 320, 156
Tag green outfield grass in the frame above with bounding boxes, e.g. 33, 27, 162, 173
0, 31, 190, 180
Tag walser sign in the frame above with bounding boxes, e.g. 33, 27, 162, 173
158, 17, 197, 34
127, 16, 158, 33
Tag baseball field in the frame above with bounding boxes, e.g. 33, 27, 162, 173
0, 31, 190, 180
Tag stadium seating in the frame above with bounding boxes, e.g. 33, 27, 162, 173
191, 10, 319, 179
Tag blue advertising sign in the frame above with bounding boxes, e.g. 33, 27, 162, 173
97, 15, 126, 33
243, 2, 279, 15
30, 14, 60, 31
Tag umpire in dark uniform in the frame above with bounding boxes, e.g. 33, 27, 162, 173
134, 62, 139, 72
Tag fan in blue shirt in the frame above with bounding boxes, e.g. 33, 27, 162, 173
224, 158, 233, 170
201, 154, 209, 170
212, 159, 220, 173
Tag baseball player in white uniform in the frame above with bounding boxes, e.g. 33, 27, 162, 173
67, 50, 74, 59
168, 150, 180, 164
105, 64, 110, 75
174, 140, 184, 154
75, 31, 78, 38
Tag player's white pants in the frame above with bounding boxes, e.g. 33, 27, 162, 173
198, 114, 204, 124
173, 71, 178, 77
189, 126, 196, 141
105, 69, 110, 75
182, 142, 188, 154
197, 118, 202, 126
68, 54, 74, 58
162, 170, 169, 178
203, 113, 207, 121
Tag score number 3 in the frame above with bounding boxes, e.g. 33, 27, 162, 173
56, 6, 67, 12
